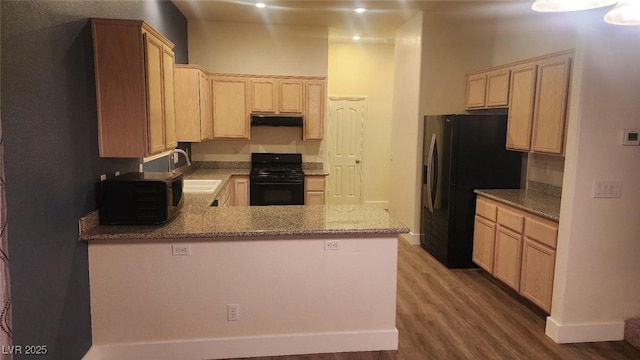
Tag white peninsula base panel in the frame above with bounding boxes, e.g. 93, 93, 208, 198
83, 235, 399, 360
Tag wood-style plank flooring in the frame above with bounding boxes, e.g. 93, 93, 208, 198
243, 239, 640, 360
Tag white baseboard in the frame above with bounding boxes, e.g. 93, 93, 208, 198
400, 232, 420, 245
363, 201, 389, 210
545, 316, 625, 343
83, 329, 398, 360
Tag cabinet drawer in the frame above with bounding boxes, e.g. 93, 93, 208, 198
525, 217, 558, 249
497, 207, 524, 233
305, 176, 325, 191
476, 198, 497, 222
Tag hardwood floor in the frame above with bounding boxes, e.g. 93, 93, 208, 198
243, 239, 640, 360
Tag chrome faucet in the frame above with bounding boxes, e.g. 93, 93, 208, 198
168, 148, 192, 172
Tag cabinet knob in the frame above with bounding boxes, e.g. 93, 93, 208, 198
355, 160, 361, 164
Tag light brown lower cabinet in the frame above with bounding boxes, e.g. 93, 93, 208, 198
472, 195, 558, 313
232, 176, 249, 206
305, 176, 326, 205
214, 176, 249, 207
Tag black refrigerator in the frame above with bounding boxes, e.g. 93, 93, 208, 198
420, 114, 522, 268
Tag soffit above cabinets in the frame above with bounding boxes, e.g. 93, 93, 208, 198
171, 1, 533, 43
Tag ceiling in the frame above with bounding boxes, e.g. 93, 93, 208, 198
172, 0, 533, 43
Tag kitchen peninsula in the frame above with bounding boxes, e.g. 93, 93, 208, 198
80, 170, 408, 360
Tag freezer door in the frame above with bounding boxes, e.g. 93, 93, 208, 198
420, 115, 452, 265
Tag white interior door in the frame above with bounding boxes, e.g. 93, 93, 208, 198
328, 98, 365, 205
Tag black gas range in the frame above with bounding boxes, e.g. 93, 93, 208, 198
249, 153, 305, 206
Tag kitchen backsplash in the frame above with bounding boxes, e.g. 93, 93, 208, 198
528, 180, 562, 197
193, 161, 323, 170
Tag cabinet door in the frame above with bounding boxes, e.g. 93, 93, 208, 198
305, 176, 325, 205
212, 77, 250, 139
162, 46, 177, 150
305, 192, 324, 205
304, 80, 325, 140
233, 176, 249, 206
507, 64, 537, 151
199, 71, 213, 140
465, 74, 487, 109
251, 78, 276, 113
520, 239, 556, 313
175, 67, 200, 142
472, 215, 496, 273
485, 69, 510, 108
144, 33, 166, 155
531, 56, 571, 154
493, 226, 523, 291
279, 80, 303, 113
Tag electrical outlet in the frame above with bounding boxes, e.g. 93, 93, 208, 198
100, 174, 107, 182
227, 304, 239, 321
115, 171, 120, 177
324, 240, 341, 250
172, 244, 191, 256
173, 153, 179, 163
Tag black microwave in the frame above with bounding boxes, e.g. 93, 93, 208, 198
100, 172, 184, 225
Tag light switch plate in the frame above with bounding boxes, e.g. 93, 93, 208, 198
593, 181, 622, 198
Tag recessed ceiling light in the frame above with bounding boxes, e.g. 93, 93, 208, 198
352, 35, 361, 41
256, 2, 266, 8
354, 8, 366, 14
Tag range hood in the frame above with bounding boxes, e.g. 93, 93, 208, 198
251, 113, 304, 127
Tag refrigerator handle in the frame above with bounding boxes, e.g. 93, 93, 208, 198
426, 134, 436, 213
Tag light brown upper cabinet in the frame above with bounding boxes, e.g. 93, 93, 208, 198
279, 79, 304, 113
530, 55, 572, 154
250, 77, 303, 114
175, 65, 213, 142
465, 69, 510, 110
304, 80, 326, 140
91, 18, 177, 158
506, 65, 537, 151
211, 76, 250, 139
250, 78, 277, 113
465, 73, 487, 109
507, 53, 572, 154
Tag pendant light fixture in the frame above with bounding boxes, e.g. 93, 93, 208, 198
532, 0, 617, 12
604, 1, 640, 24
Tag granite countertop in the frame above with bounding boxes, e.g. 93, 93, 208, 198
81, 167, 407, 241
81, 204, 409, 241
474, 189, 561, 222
304, 169, 329, 176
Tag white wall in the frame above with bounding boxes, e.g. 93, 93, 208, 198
389, 9, 498, 244
87, 235, 398, 359
486, 4, 640, 342
389, 12, 424, 245
420, 11, 496, 115
547, 10, 640, 343
327, 42, 395, 206
188, 20, 328, 76
187, 21, 329, 163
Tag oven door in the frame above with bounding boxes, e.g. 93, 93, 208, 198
250, 181, 304, 206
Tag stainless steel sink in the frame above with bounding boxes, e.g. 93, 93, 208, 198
183, 179, 222, 193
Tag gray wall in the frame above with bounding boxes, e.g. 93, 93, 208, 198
1, 1, 187, 358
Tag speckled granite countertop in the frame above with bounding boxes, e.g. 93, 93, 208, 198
81, 204, 409, 241
81, 168, 406, 241
474, 189, 561, 222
